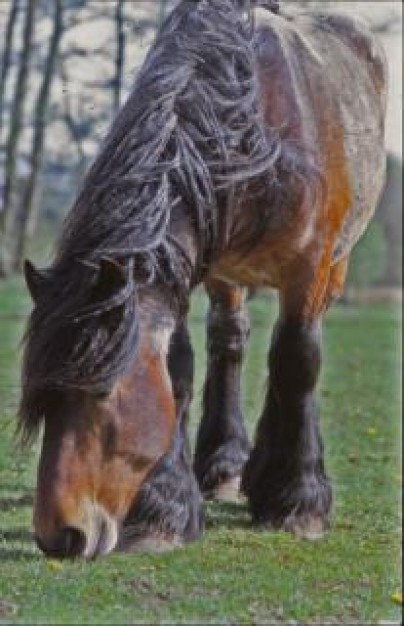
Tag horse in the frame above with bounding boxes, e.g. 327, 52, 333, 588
19, 0, 387, 558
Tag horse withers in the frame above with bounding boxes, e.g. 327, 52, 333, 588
19, 0, 387, 558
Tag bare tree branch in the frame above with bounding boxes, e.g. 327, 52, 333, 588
58, 57, 86, 163
14, 0, 64, 270
113, 0, 126, 114
158, 0, 169, 28
1, 0, 38, 276
0, 0, 20, 140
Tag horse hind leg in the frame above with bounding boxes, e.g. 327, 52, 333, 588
194, 278, 250, 502
118, 317, 203, 553
242, 256, 348, 539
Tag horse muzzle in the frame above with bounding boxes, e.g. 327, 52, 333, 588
34, 500, 118, 560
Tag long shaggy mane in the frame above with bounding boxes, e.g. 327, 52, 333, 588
19, 0, 313, 440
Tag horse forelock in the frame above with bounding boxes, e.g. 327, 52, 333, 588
18, 257, 137, 441
19, 0, 301, 438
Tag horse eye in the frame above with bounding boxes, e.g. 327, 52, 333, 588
93, 390, 109, 401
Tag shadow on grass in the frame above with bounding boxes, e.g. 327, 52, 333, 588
0, 548, 39, 562
204, 501, 252, 531
0, 527, 33, 543
0, 494, 33, 511
0, 526, 38, 561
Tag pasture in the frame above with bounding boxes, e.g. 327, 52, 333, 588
0, 277, 401, 624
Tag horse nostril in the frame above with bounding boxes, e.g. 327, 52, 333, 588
58, 526, 87, 558
35, 526, 87, 559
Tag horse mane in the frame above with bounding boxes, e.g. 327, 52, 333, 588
19, 0, 313, 440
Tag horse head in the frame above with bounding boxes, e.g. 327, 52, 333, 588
21, 258, 177, 559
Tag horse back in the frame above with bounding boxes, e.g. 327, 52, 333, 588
211, 9, 387, 289
255, 9, 387, 258
210, 9, 387, 290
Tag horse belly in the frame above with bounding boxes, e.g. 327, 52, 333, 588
208, 251, 280, 288
208, 220, 311, 289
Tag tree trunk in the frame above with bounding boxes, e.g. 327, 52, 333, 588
158, 0, 169, 28
59, 56, 86, 164
13, 0, 64, 271
0, 0, 20, 139
0, 0, 38, 276
113, 0, 125, 114
375, 154, 403, 287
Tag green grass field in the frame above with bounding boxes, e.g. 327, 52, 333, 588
0, 277, 401, 624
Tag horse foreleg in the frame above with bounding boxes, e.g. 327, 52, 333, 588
119, 318, 203, 552
241, 255, 348, 539
194, 278, 250, 502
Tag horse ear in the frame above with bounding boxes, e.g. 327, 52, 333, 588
97, 257, 127, 290
23, 260, 49, 302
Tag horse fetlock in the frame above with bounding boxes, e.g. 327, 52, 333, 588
267, 475, 332, 539
194, 439, 250, 500
119, 453, 203, 552
281, 512, 329, 540
209, 475, 244, 504
242, 454, 332, 537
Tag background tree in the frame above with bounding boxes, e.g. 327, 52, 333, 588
375, 154, 402, 287
13, 0, 64, 270
158, 0, 169, 27
0, 0, 20, 138
113, 0, 126, 113
1, 0, 38, 276
0, 0, 401, 289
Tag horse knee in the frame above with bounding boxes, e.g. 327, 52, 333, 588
269, 318, 321, 398
206, 281, 250, 360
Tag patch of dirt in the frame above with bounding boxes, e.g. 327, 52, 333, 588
305, 615, 365, 626
128, 576, 177, 610
128, 577, 223, 614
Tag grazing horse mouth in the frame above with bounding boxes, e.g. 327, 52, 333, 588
35, 501, 118, 560
83, 503, 118, 559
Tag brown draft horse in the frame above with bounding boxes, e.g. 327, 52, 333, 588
19, 0, 387, 558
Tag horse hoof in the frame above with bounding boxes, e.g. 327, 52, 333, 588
208, 476, 243, 503
117, 534, 184, 554
281, 515, 328, 541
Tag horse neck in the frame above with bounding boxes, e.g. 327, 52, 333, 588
165, 206, 203, 290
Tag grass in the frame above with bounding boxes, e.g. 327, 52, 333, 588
0, 276, 402, 624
